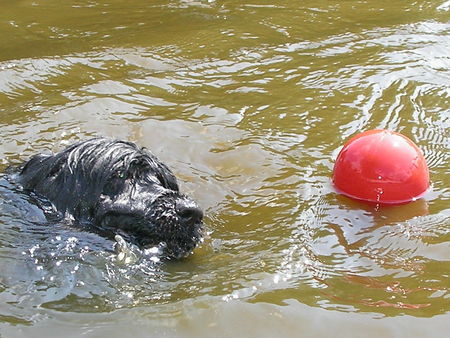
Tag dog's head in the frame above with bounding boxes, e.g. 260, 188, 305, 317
19, 138, 203, 259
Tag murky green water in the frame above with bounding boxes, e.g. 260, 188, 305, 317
1, 0, 449, 336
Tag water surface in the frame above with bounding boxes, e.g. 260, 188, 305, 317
0, 0, 449, 336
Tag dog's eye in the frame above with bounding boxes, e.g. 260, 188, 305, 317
103, 170, 127, 197
116, 170, 127, 179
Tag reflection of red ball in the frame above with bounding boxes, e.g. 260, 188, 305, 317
332, 130, 430, 204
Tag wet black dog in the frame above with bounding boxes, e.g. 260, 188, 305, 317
16, 138, 203, 259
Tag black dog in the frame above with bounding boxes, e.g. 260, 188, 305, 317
16, 137, 203, 259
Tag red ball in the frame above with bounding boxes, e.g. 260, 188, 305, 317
332, 130, 430, 205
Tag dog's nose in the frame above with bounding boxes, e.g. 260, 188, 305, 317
176, 201, 203, 226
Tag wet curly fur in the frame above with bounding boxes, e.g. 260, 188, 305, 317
17, 138, 203, 259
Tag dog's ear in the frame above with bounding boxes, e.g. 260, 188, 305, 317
19, 154, 52, 188
19, 152, 70, 189
20, 154, 48, 172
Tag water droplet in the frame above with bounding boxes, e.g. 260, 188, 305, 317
145, 246, 159, 255
150, 256, 160, 263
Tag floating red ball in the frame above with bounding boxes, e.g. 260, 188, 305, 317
332, 130, 430, 205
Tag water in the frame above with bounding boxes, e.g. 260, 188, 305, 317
0, 0, 449, 336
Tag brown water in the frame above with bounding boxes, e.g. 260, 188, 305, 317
0, 0, 449, 336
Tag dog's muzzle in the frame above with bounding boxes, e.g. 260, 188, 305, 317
175, 198, 203, 229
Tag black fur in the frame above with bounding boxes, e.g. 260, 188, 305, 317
17, 138, 203, 259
